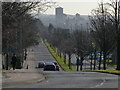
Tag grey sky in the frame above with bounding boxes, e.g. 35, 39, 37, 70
44, 0, 110, 15
1, 0, 110, 15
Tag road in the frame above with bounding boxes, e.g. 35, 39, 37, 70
16, 41, 118, 88
21, 71, 118, 88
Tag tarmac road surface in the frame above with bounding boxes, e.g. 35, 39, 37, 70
21, 71, 118, 88
19, 42, 118, 88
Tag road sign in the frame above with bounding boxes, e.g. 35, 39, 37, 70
8, 49, 16, 53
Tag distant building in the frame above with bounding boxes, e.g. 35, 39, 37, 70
55, 7, 64, 28
37, 7, 89, 31
55, 7, 63, 17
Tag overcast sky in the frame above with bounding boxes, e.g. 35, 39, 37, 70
1, 0, 110, 15
44, 0, 110, 15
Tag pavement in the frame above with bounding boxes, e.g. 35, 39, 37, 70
2, 48, 45, 88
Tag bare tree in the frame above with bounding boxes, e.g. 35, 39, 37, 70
62, 38, 74, 69
72, 30, 91, 71
104, 0, 120, 70
89, 2, 116, 70
2, 1, 55, 69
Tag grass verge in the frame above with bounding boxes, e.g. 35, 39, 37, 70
45, 42, 76, 71
83, 70, 120, 75
43, 41, 120, 74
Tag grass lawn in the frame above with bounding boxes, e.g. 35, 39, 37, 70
106, 60, 112, 63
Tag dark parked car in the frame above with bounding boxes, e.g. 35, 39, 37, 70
53, 62, 59, 71
44, 62, 56, 71
38, 61, 45, 68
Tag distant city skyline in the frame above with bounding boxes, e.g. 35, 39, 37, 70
44, 0, 110, 15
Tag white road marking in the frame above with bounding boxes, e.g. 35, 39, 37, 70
90, 79, 106, 88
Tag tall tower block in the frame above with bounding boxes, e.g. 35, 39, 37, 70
55, 7, 64, 28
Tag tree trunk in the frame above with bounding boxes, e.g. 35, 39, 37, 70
103, 52, 106, 70
93, 50, 96, 70
115, 0, 120, 70
68, 54, 71, 69
80, 57, 83, 71
63, 54, 66, 64
98, 51, 102, 70
77, 64, 79, 71
76, 57, 79, 71
116, 34, 120, 70
90, 53, 93, 70
24, 48, 27, 60
6, 53, 9, 70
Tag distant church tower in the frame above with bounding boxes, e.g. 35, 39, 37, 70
55, 7, 64, 28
